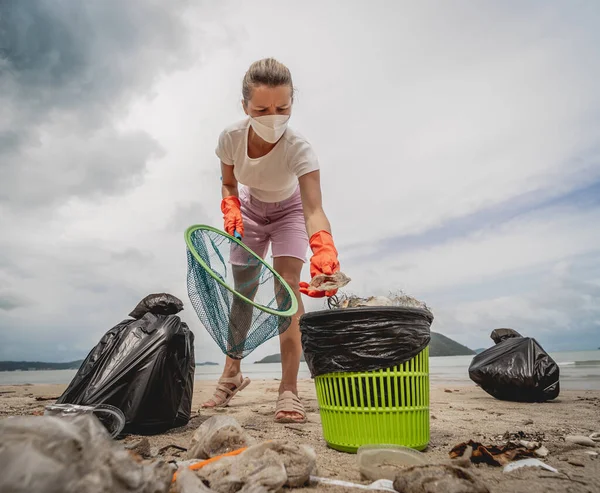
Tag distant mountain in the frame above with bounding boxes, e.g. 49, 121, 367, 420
474, 348, 486, 354
196, 362, 219, 366
0, 360, 84, 372
429, 332, 476, 356
255, 332, 475, 363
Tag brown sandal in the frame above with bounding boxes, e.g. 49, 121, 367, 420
201, 372, 251, 408
274, 390, 307, 423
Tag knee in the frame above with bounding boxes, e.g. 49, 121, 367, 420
279, 272, 300, 291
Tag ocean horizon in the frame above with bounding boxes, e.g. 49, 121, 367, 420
1, 350, 599, 390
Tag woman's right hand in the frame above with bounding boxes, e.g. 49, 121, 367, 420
221, 196, 244, 238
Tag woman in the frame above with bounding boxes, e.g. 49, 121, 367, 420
201, 58, 342, 424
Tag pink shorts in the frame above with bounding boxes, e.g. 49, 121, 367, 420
230, 185, 309, 265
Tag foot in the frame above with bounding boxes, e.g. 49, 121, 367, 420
201, 372, 251, 408
274, 390, 307, 423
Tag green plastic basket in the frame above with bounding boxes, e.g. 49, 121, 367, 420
313, 346, 430, 453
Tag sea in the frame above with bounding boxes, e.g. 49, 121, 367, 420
1, 350, 599, 390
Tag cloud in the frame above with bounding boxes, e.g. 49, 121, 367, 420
0, 0, 599, 364
0, 0, 198, 208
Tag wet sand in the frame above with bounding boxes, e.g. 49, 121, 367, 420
1, 380, 599, 492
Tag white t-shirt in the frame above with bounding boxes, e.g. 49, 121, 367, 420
215, 118, 320, 203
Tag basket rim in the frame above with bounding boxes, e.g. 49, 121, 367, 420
300, 305, 434, 321
184, 224, 299, 318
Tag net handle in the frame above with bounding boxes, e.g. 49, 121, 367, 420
184, 224, 299, 318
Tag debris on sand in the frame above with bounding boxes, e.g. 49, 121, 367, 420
0, 414, 172, 493
238, 441, 317, 487
449, 439, 549, 466
192, 438, 317, 493
393, 464, 490, 493
187, 416, 252, 460
564, 435, 597, 448
172, 468, 216, 493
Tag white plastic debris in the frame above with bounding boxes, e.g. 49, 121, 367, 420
503, 458, 558, 474
310, 476, 396, 492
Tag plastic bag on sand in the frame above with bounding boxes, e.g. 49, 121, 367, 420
55, 293, 195, 435
0, 414, 172, 493
300, 294, 433, 377
187, 416, 252, 460
197, 440, 317, 493
468, 328, 559, 402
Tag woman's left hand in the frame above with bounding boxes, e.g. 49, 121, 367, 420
299, 230, 340, 298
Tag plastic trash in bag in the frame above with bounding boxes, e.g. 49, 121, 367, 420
300, 294, 433, 377
55, 293, 196, 435
468, 328, 560, 402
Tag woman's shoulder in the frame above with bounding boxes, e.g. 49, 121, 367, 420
219, 118, 249, 141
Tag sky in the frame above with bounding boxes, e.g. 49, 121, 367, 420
1, 0, 599, 365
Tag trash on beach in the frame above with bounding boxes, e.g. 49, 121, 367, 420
172, 467, 216, 493
468, 328, 560, 402
308, 271, 352, 291
357, 444, 428, 481
0, 414, 173, 493
309, 476, 396, 492
44, 403, 126, 438
327, 292, 431, 311
589, 432, 600, 442
392, 464, 490, 493
503, 458, 558, 474
564, 435, 597, 447
186, 416, 252, 460
449, 439, 549, 466
54, 293, 196, 436
194, 439, 317, 492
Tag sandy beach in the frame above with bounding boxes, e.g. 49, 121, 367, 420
1, 379, 598, 492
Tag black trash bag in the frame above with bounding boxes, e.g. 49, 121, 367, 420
490, 328, 522, 344
56, 295, 195, 435
468, 329, 559, 402
299, 306, 433, 378
129, 292, 184, 319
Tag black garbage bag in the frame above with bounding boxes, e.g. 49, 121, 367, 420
468, 329, 559, 402
56, 293, 196, 435
299, 306, 433, 378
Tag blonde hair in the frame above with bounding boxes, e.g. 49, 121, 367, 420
242, 58, 294, 103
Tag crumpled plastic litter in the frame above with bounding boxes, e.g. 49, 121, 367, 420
173, 468, 216, 493
308, 271, 351, 291
449, 439, 547, 466
392, 464, 490, 493
238, 441, 317, 488
0, 414, 172, 493
186, 416, 252, 460
195, 439, 317, 493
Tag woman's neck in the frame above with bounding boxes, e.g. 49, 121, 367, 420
247, 126, 276, 159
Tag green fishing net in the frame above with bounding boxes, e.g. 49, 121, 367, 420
185, 225, 298, 359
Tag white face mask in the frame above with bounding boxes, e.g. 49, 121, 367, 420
249, 114, 290, 143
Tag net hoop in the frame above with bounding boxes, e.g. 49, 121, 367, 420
184, 224, 299, 318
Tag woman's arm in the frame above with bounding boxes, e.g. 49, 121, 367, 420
298, 170, 332, 237
221, 161, 238, 199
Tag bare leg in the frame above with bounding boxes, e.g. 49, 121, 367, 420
202, 263, 260, 408
273, 256, 305, 422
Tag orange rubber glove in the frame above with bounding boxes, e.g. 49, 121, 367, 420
221, 196, 244, 238
299, 230, 340, 298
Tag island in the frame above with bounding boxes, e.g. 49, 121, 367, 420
254, 332, 476, 363
0, 360, 84, 372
